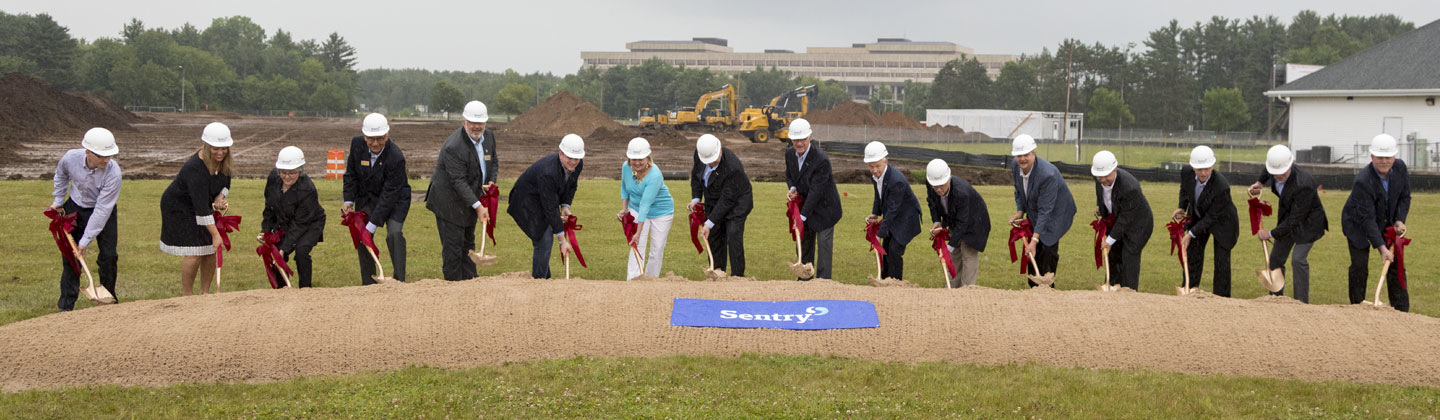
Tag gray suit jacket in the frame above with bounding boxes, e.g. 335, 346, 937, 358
425, 127, 496, 227
1011, 157, 1076, 246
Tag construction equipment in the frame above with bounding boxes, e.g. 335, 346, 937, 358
738, 85, 816, 143
637, 107, 666, 133
664, 84, 737, 131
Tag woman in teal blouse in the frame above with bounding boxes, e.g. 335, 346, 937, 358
618, 137, 675, 279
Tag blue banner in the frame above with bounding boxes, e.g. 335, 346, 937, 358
670, 298, 880, 330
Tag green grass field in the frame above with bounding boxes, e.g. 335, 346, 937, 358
2, 177, 1436, 415
913, 142, 1275, 168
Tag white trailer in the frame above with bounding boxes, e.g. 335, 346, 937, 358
925, 109, 1083, 141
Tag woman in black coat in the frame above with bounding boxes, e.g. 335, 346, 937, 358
159, 122, 234, 296
258, 146, 326, 288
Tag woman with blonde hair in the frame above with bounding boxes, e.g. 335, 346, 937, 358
159, 122, 235, 295
617, 137, 674, 280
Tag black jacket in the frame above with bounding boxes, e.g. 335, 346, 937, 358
262, 170, 326, 252
507, 153, 582, 239
1177, 166, 1239, 248
926, 175, 990, 252
343, 137, 410, 225
1257, 166, 1328, 244
690, 148, 753, 223
1095, 168, 1153, 247
426, 127, 497, 227
1342, 160, 1411, 249
872, 165, 922, 247
784, 143, 842, 231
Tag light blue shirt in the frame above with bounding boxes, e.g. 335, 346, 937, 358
468, 131, 486, 182
620, 162, 674, 223
52, 149, 122, 247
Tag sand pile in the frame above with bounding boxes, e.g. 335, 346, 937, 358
0, 72, 144, 160
504, 92, 625, 138
804, 101, 882, 126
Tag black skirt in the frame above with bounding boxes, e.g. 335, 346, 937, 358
159, 154, 231, 256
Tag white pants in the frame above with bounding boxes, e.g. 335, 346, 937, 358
627, 210, 673, 280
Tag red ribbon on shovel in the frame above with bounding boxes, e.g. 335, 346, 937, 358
864, 220, 887, 257
1247, 196, 1273, 236
931, 230, 957, 278
1090, 215, 1115, 269
1007, 220, 1034, 274
1166, 217, 1190, 264
44, 208, 82, 274
214, 214, 242, 268
1384, 226, 1412, 289
620, 212, 642, 259
480, 184, 500, 246
688, 203, 707, 254
786, 195, 805, 242
340, 211, 379, 256
564, 214, 588, 268
255, 230, 292, 289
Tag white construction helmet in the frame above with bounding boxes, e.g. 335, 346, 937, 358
559, 133, 585, 159
81, 127, 119, 157
201, 122, 233, 147
626, 137, 651, 159
1189, 145, 1216, 169
1011, 134, 1037, 156
863, 141, 888, 163
361, 113, 389, 137
788, 118, 812, 140
926, 159, 951, 186
463, 101, 489, 123
1265, 144, 1294, 175
696, 134, 722, 164
275, 146, 305, 170
1091, 150, 1118, 177
1370, 134, 1398, 157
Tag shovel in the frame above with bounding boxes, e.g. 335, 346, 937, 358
1177, 242, 1193, 296
365, 247, 398, 284
1097, 247, 1115, 291
1370, 259, 1392, 308
938, 247, 952, 289
1256, 239, 1285, 293
270, 258, 292, 288
66, 233, 115, 305
468, 219, 498, 267
867, 246, 884, 282
1024, 238, 1055, 286
701, 236, 726, 280
788, 225, 815, 279
563, 251, 571, 280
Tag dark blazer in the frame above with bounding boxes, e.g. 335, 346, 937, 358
1177, 166, 1239, 248
507, 153, 582, 239
871, 165, 922, 247
343, 137, 410, 225
1342, 160, 1411, 249
262, 169, 326, 252
1257, 165, 1328, 244
690, 148, 753, 223
1011, 157, 1076, 246
426, 127, 496, 227
926, 175, 990, 252
784, 143, 842, 231
1095, 168, 1153, 247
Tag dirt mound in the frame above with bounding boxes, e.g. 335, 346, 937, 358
0, 73, 142, 161
504, 91, 624, 138
877, 112, 923, 129
804, 101, 882, 126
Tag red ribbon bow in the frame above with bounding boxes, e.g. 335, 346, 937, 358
44, 208, 82, 274
620, 212, 642, 257
1166, 217, 1191, 264
340, 211, 379, 256
865, 221, 887, 257
1090, 215, 1115, 269
1247, 197, 1273, 235
688, 203, 707, 254
1384, 227, 1411, 289
255, 230, 292, 289
931, 229, 957, 277
480, 184, 500, 246
563, 215, 588, 268
786, 195, 805, 242
1007, 220, 1034, 274
215, 214, 242, 268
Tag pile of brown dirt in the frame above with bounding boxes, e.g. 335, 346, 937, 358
504, 91, 625, 138
0, 72, 142, 160
804, 101, 882, 126
877, 112, 924, 129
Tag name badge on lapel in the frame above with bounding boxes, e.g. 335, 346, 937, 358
360, 160, 370, 167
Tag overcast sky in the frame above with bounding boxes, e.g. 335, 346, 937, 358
5, 0, 1437, 75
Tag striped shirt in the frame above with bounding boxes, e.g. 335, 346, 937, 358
51, 149, 122, 247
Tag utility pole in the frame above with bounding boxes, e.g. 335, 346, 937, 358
1063, 41, 1076, 161
179, 65, 185, 112
1265, 55, 1277, 140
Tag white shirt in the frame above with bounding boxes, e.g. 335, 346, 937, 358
872, 165, 889, 200
1020, 168, 1033, 198
1102, 182, 1116, 245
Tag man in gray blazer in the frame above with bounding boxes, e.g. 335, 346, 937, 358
425, 101, 499, 281
1007, 135, 1077, 287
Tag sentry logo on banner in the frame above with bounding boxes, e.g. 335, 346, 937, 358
670, 298, 880, 330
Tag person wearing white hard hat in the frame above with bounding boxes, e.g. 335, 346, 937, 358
1007, 134, 1077, 287
618, 137, 675, 280
924, 159, 990, 288
427, 101, 500, 281
863, 141, 922, 280
1091, 150, 1153, 291
1342, 134, 1411, 311
1248, 144, 1328, 303
49, 127, 123, 311
690, 133, 753, 276
258, 146, 325, 288
160, 122, 235, 296
508, 134, 586, 279
1172, 146, 1239, 297
343, 112, 411, 284
783, 118, 842, 280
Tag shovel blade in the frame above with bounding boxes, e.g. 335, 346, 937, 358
469, 250, 498, 267
371, 275, 400, 284
1029, 273, 1055, 287
789, 262, 815, 279
704, 268, 727, 281
82, 286, 116, 305
1257, 268, 1285, 292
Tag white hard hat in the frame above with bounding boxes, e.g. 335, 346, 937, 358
361, 113, 389, 137
275, 146, 305, 170
559, 133, 585, 159
463, 101, 489, 123
1091, 150, 1118, 177
1189, 145, 1216, 169
863, 141, 888, 163
201, 122, 233, 147
81, 127, 119, 157
1265, 144, 1293, 175
696, 134, 722, 164
926, 159, 951, 186
788, 118, 812, 140
626, 137, 651, 159
1370, 134, 1398, 158
1011, 134, 1037, 156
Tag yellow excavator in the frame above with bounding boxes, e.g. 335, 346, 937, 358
637, 107, 664, 132
738, 85, 816, 143
665, 84, 737, 131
